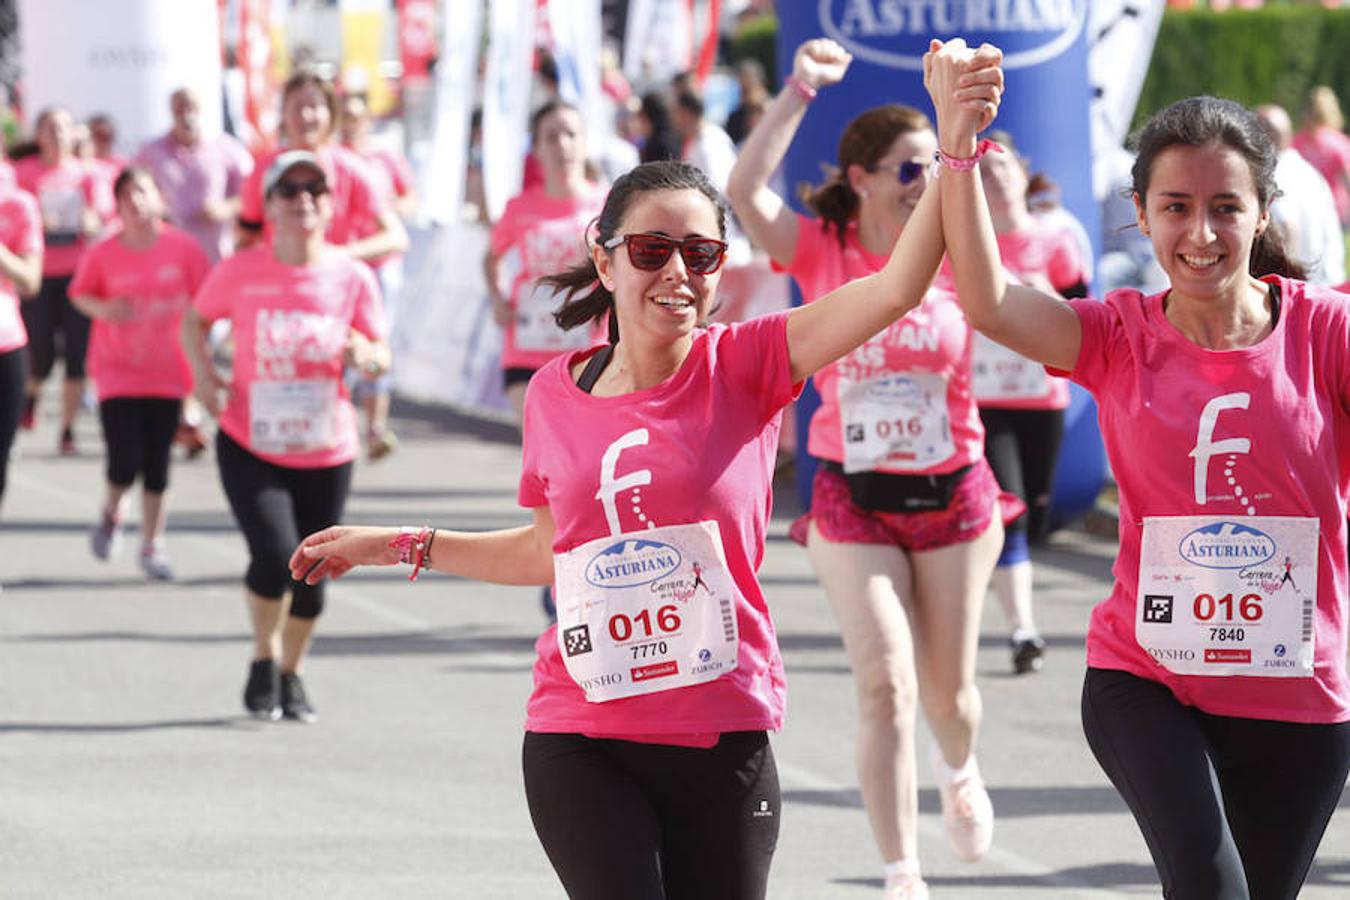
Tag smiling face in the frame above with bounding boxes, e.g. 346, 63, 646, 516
1135, 141, 1270, 304
36, 108, 75, 158
593, 188, 723, 346
265, 164, 331, 237
282, 83, 333, 150
852, 128, 938, 236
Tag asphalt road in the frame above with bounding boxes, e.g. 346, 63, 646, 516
2, 392, 1346, 899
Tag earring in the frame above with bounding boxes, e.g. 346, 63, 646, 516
858, 188, 870, 200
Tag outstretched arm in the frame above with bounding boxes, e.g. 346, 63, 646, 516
784, 41, 1004, 383
726, 38, 852, 268
926, 38, 1081, 372
290, 505, 557, 587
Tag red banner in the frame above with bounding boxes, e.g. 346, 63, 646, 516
398, 0, 438, 82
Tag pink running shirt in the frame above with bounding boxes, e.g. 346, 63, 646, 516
347, 145, 414, 268
518, 312, 802, 743
1067, 277, 1350, 723
1293, 126, 1350, 222
70, 225, 210, 401
14, 157, 109, 277
192, 246, 386, 469
0, 187, 43, 354
779, 212, 983, 475
489, 183, 607, 371
238, 144, 389, 250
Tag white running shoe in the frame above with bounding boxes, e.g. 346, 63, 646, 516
932, 745, 994, 862
90, 511, 123, 561
884, 874, 930, 899
139, 544, 174, 581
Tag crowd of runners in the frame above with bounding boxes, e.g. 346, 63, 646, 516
1, 30, 1348, 900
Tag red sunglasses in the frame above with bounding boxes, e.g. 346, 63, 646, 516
603, 232, 729, 275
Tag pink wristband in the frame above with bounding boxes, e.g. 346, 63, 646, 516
935, 138, 1004, 171
785, 75, 817, 103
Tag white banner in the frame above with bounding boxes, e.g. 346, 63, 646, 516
622, 0, 692, 92
1089, 0, 1165, 197
18, 0, 224, 153
420, 0, 483, 224
548, 0, 605, 148
482, 0, 537, 221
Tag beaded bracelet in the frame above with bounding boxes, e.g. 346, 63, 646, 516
935, 138, 1004, 172
785, 75, 817, 103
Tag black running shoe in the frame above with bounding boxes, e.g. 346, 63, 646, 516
280, 671, 317, 724
1011, 635, 1047, 675
243, 659, 281, 720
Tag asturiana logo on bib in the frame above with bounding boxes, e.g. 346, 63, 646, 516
819, 0, 1088, 71
585, 539, 683, 589
1178, 521, 1277, 570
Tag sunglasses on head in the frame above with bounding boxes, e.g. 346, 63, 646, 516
603, 232, 729, 275
272, 179, 329, 200
871, 160, 927, 186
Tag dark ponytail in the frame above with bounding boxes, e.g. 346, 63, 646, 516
539, 159, 727, 344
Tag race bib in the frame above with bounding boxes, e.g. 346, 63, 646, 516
39, 186, 83, 242
1136, 516, 1317, 677
837, 370, 954, 473
971, 332, 1050, 402
249, 379, 338, 455
514, 280, 592, 352
552, 520, 740, 702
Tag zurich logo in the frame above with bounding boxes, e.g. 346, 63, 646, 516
1273, 644, 1287, 658
1178, 521, 1277, 571
818, 0, 1088, 72
699, 648, 712, 662
585, 539, 683, 589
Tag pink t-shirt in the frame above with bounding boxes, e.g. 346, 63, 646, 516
70, 224, 210, 401
0, 187, 43, 354
192, 246, 386, 469
978, 222, 1090, 411
1293, 126, 1350, 221
781, 213, 983, 475
238, 144, 388, 249
518, 312, 802, 743
489, 183, 607, 371
346, 145, 414, 269
13, 156, 109, 277
1067, 277, 1350, 723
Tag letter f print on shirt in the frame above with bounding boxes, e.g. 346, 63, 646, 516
595, 428, 654, 535
1189, 393, 1251, 506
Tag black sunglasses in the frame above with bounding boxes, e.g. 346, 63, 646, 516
602, 232, 729, 275
870, 160, 927, 186
272, 179, 329, 200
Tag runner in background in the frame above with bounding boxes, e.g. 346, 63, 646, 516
338, 90, 417, 461
288, 51, 1000, 888
932, 37, 1350, 894
70, 167, 210, 579
186, 152, 388, 723
972, 130, 1090, 675
14, 107, 112, 455
727, 37, 1008, 900
0, 178, 42, 517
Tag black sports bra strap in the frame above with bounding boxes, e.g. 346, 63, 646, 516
576, 344, 615, 394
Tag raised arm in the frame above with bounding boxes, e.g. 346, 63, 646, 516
726, 39, 852, 268
784, 41, 1004, 383
925, 39, 1081, 372
289, 505, 557, 588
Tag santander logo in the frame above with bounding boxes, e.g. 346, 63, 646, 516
818, 0, 1089, 71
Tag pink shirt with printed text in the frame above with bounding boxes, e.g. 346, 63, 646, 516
192, 246, 386, 469
518, 313, 802, 743
0, 187, 43, 353
780, 213, 983, 474
490, 183, 608, 371
239, 144, 388, 250
70, 225, 210, 401
1067, 278, 1350, 723
13, 156, 109, 276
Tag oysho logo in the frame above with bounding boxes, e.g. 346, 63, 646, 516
819, 0, 1088, 71
1178, 521, 1277, 571
585, 539, 682, 589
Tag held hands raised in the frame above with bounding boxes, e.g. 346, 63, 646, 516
792, 38, 853, 92
923, 38, 1005, 158
288, 525, 403, 585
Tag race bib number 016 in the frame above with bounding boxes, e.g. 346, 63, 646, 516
837, 370, 954, 474
971, 332, 1050, 402
1137, 516, 1317, 677
249, 379, 338, 455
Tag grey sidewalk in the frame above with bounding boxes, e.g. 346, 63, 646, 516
1, 394, 1346, 899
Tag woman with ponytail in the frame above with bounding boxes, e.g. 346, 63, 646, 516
932, 42, 1348, 897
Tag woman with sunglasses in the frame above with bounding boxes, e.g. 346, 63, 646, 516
971, 130, 1091, 676
285, 43, 1000, 898
69, 167, 210, 579
727, 38, 1013, 898
184, 151, 389, 723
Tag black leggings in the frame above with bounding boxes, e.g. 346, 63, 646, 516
980, 406, 1065, 541
522, 731, 781, 900
22, 275, 90, 381
216, 430, 352, 619
0, 345, 25, 505
1082, 667, 1350, 899
98, 397, 181, 492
